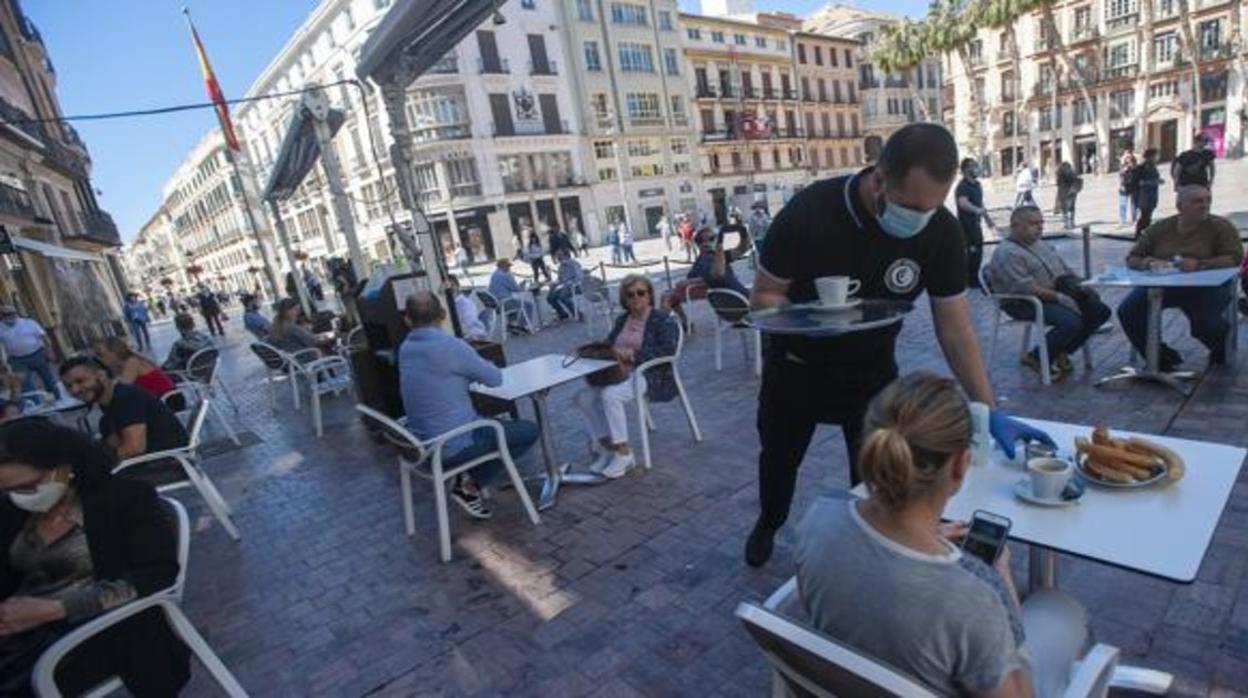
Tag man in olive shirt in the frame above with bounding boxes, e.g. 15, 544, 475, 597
1118, 185, 1244, 369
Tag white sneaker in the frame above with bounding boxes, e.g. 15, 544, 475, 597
586, 450, 612, 474
601, 452, 635, 479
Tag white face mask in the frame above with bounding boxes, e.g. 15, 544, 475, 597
9, 480, 67, 513
878, 199, 936, 239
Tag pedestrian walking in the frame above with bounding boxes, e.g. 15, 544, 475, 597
1014, 163, 1037, 207
1118, 149, 1138, 225
525, 232, 552, 282
122, 292, 152, 351
1134, 148, 1162, 238
0, 305, 60, 397
954, 158, 995, 288
1171, 132, 1216, 190
748, 204, 772, 252
655, 215, 672, 251
196, 285, 226, 337
1056, 161, 1081, 229
618, 219, 637, 263
677, 214, 696, 263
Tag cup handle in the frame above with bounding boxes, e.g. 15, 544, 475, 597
847, 279, 861, 296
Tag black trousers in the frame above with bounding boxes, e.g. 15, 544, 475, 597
755, 349, 898, 531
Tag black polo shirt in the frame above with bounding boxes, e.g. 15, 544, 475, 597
954, 177, 984, 239
758, 169, 967, 366
99, 383, 189, 455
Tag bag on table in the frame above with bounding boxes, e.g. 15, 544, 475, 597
564, 342, 629, 387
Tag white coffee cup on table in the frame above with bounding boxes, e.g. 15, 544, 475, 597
1027, 457, 1072, 500
815, 276, 860, 306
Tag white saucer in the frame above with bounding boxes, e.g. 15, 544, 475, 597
1013, 479, 1079, 507
808, 298, 862, 313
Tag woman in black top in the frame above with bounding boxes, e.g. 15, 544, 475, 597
0, 419, 189, 696
1133, 148, 1163, 238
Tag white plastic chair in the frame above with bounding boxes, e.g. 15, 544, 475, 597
680, 279, 709, 335
31, 498, 248, 698
707, 289, 762, 376
354, 405, 541, 563
737, 577, 1120, 698
577, 276, 615, 339
980, 267, 1092, 386
634, 319, 703, 470
251, 341, 351, 436
168, 348, 241, 446
114, 399, 240, 540
475, 289, 534, 343
249, 342, 316, 411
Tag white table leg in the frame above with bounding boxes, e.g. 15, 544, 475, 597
1226, 278, 1239, 359
1096, 287, 1195, 393
531, 391, 561, 511
1028, 548, 1059, 593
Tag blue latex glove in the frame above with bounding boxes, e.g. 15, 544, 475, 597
989, 410, 1056, 459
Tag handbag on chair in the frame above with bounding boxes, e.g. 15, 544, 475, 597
564, 342, 629, 387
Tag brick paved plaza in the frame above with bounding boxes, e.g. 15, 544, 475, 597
156, 170, 1248, 697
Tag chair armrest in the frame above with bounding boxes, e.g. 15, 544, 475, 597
634, 354, 676, 375
990, 292, 1044, 314
117, 447, 192, 471
290, 348, 322, 364
426, 418, 503, 449
32, 593, 180, 696
1064, 643, 1119, 698
301, 356, 348, 375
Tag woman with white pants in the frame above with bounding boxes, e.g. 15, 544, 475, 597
574, 274, 678, 479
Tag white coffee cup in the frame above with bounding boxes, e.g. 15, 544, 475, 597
815, 276, 860, 306
1027, 457, 1072, 500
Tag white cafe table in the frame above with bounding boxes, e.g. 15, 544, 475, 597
943, 418, 1246, 694
471, 354, 615, 510
1084, 266, 1240, 392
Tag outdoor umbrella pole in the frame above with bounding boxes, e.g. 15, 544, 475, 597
266, 199, 314, 317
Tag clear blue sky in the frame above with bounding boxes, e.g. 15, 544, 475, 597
27, 0, 926, 244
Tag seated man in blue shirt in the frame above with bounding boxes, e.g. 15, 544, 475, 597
663, 226, 751, 329
398, 291, 539, 518
241, 294, 272, 340
487, 258, 536, 332
547, 249, 583, 321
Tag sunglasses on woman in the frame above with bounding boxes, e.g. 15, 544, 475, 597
624, 288, 649, 299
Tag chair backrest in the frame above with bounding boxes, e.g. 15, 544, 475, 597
977, 266, 995, 296
163, 496, 191, 600
735, 602, 938, 698
707, 288, 751, 324
250, 342, 288, 371
355, 404, 428, 464
344, 326, 367, 351
186, 397, 210, 449
185, 347, 219, 384
581, 275, 608, 300
475, 289, 500, 311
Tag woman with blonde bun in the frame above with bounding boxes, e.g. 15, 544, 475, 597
796, 372, 1089, 698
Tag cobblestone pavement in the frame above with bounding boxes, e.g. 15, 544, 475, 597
149, 212, 1248, 696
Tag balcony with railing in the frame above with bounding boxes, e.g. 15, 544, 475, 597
1104, 63, 1138, 80
529, 59, 559, 76
0, 182, 36, 220
628, 116, 667, 127
701, 129, 738, 143
428, 55, 459, 74
1199, 42, 1235, 61
720, 84, 736, 99
477, 57, 511, 74
68, 209, 122, 247
742, 87, 759, 100
412, 123, 473, 143
491, 119, 570, 136
762, 88, 780, 100
1105, 13, 1139, 34
1069, 25, 1099, 43
695, 84, 717, 99
783, 89, 800, 100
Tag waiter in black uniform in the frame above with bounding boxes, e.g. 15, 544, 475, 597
745, 124, 1053, 567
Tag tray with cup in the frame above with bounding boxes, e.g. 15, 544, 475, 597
1072, 426, 1185, 488
1014, 456, 1085, 507
807, 276, 861, 312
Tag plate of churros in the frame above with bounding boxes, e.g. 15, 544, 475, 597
1073, 426, 1186, 488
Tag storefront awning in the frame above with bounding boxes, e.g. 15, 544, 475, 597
12, 236, 104, 263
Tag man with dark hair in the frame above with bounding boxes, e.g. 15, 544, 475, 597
954, 157, 994, 288
161, 314, 213, 373
397, 291, 539, 518
744, 123, 1053, 567
1171, 132, 1216, 190
60, 356, 188, 459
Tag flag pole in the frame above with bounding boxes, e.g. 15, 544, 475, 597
182, 6, 281, 302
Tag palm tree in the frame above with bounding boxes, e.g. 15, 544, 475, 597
1175, 0, 1202, 137
925, 0, 989, 160
871, 19, 933, 120
975, 0, 1026, 173
1026, 0, 1106, 173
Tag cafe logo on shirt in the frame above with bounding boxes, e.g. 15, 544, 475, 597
884, 258, 921, 295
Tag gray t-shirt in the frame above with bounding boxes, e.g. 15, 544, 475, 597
795, 496, 1027, 696
985, 238, 1073, 297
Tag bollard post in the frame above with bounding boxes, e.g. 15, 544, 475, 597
1081, 225, 1092, 279
663, 256, 673, 290
599, 260, 607, 283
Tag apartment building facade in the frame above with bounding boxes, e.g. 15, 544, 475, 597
942, 0, 1246, 179
0, 0, 123, 353
791, 31, 865, 176
160, 128, 273, 297
562, 0, 699, 237
124, 207, 190, 300
229, 0, 590, 274
804, 4, 944, 163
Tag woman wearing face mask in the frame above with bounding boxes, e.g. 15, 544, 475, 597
0, 418, 189, 696
743, 123, 1054, 568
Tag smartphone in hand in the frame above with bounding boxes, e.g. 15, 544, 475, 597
962, 510, 1011, 565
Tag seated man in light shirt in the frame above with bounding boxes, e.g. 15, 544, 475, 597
487, 258, 535, 332
1119, 184, 1244, 370
986, 206, 1111, 381
548, 249, 583, 321
397, 291, 539, 518
446, 274, 488, 341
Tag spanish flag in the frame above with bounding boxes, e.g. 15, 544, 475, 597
184, 9, 240, 151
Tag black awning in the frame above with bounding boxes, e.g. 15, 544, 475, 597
356, 0, 503, 85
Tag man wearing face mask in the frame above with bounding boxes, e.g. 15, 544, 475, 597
745, 124, 1054, 567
